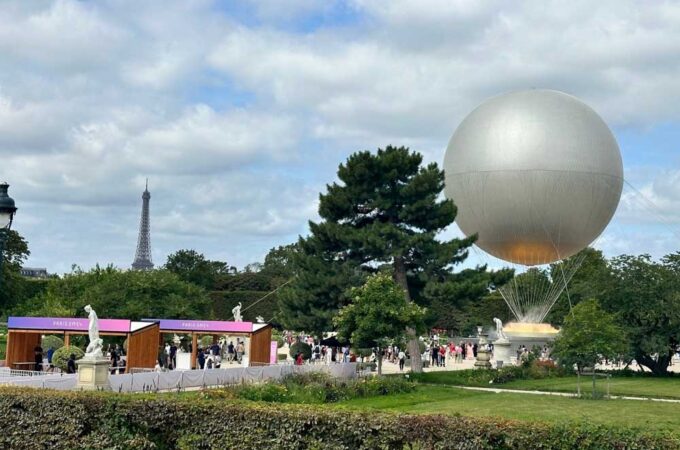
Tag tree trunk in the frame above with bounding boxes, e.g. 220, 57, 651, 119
592, 371, 596, 398
576, 366, 581, 397
393, 256, 423, 373
637, 351, 671, 376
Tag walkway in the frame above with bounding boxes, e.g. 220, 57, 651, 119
448, 384, 680, 404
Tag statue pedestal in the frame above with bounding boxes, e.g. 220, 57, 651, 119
474, 333, 492, 370
76, 358, 110, 391
493, 339, 512, 368
474, 348, 492, 369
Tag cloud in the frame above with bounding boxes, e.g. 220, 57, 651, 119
1, 0, 679, 274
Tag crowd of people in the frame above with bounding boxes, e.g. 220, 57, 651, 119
155, 338, 247, 371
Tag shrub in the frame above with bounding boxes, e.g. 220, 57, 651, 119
51, 345, 84, 372
41, 335, 64, 351
0, 388, 676, 449
213, 372, 415, 405
289, 341, 312, 360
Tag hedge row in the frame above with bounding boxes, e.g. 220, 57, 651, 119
0, 388, 677, 450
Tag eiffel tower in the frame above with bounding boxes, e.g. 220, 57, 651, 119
131, 179, 154, 270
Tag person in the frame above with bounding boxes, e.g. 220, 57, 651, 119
118, 358, 126, 374
157, 344, 166, 369
197, 348, 205, 369
398, 349, 406, 371
110, 346, 119, 374
67, 353, 77, 374
210, 341, 221, 357
472, 343, 478, 358
430, 346, 437, 367
227, 341, 235, 362
169, 342, 177, 370
46, 346, 55, 372
34, 345, 43, 372
295, 352, 303, 365
439, 345, 446, 367
236, 341, 245, 363
466, 342, 474, 359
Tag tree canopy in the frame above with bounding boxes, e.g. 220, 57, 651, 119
278, 146, 506, 372
600, 253, 680, 374
552, 298, 628, 372
165, 249, 233, 290
334, 273, 427, 374
17, 265, 211, 321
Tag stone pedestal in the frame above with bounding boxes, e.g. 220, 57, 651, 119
76, 358, 110, 391
474, 333, 492, 370
493, 339, 512, 368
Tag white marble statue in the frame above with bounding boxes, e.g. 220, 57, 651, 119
493, 317, 507, 340
84, 305, 104, 359
232, 302, 243, 322
255, 316, 265, 323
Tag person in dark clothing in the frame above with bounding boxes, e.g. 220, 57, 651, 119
227, 341, 235, 362
46, 347, 55, 372
169, 343, 177, 370
110, 347, 120, 374
157, 345, 166, 369
67, 354, 77, 374
431, 346, 437, 367
472, 343, 478, 358
197, 348, 206, 369
34, 345, 43, 371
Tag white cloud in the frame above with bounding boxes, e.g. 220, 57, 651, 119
0, 0, 679, 273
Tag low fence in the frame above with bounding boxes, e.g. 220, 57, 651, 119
0, 363, 357, 393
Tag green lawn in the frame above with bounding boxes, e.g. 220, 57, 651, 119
502, 376, 680, 399
414, 371, 680, 399
334, 384, 680, 434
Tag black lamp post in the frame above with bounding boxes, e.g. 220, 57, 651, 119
0, 182, 18, 278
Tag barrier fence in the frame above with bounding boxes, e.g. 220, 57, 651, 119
0, 363, 358, 393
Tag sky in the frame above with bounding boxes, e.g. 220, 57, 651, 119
2, 0, 680, 275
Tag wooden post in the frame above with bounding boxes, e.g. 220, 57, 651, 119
64, 333, 70, 347
191, 333, 198, 369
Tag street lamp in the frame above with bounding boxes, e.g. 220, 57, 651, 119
0, 182, 18, 277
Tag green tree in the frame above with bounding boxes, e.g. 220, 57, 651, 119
0, 230, 31, 315
277, 238, 364, 336
334, 273, 427, 375
424, 267, 513, 334
281, 146, 477, 372
165, 249, 232, 290
601, 253, 680, 375
17, 265, 211, 320
547, 248, 612, 327
552, 299, 628, 395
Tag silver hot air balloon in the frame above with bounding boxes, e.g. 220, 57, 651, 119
444, 89, 623, 267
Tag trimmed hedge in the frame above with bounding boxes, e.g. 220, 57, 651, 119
51, 345, 84, 372
0, 387, 677, 449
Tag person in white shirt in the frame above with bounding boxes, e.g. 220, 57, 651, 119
398, 350, 406, 371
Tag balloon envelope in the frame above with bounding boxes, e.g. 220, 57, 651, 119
444, 89, 623, 265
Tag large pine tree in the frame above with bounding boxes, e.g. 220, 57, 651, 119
280, 146, 479, 372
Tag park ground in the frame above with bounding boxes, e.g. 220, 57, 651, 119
330, 370, 680, 435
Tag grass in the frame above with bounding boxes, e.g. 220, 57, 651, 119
414, 370, 680, 399
333, 384, 680, 434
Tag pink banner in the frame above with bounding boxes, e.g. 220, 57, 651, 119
8, 316, 131, 333
270, 341, 278, 364
157, 319, 253, 333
